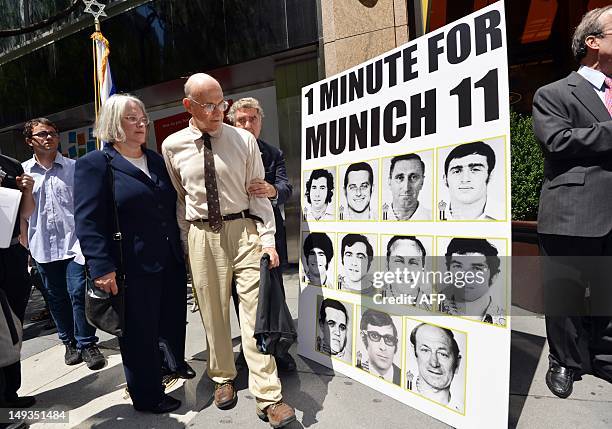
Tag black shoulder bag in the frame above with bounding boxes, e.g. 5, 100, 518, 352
84, 152, 126, 337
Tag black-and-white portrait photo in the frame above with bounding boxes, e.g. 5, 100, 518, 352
381, 151, 434, 221
339, 160, 378, 221
437, 138, 506, 221
356, 308, 402, 386
303, 168, 336, 221
405, 319, 467, 414
337, 233, 377, 295
316, 296, 353, 364
301, 232, 335, 288
379, 235, 434, 311
436, 237, 507, 326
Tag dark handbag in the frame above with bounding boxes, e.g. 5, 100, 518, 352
84, 152, 126, 337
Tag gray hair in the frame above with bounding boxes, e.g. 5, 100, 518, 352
94, 94, 147, 143
226, 97, 265, 124
572, 6, 612, 62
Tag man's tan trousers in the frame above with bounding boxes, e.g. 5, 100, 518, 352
188, 218, 282, 409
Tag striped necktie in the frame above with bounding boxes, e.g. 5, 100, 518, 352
202, 133, 223, 232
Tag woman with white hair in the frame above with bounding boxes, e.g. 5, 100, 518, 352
74, 94, 192, 413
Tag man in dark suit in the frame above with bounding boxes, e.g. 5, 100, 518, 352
532, 5, 612, 398
227, 97, 296, 372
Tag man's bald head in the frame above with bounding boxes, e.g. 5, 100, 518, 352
184, 73, 221, 98
183, 73, 225, 133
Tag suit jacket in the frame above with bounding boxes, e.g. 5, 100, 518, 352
356, 361, 401, 386
254, 254, 296, 356
532, 71, 612, 237
74, 145, 184, 280
257, 139, 292, 264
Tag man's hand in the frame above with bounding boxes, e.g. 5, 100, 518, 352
262, 247, 279, 269
16, 174, 34, 194
94, 271, 118, 295
248, 178, 277, 199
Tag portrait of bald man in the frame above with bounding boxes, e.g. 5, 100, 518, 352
406, 321, 465, 413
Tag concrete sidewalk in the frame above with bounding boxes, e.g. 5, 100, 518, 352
14, 268, 612, 428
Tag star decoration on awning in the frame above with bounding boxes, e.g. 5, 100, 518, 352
83, 0, 107, 21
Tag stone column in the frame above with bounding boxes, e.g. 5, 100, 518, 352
320, 0, 409, 76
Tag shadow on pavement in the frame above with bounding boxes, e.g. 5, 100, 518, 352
76, 404, 186, 429
28, 354, 127, 411
508, 330, 546, 429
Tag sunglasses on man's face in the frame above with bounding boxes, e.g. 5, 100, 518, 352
362, 330, 398, 346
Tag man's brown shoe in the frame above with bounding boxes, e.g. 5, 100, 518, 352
214, 381, 237, 409
257, 401, 296, 428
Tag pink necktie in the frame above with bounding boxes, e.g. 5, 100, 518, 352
605, 77, 612, 117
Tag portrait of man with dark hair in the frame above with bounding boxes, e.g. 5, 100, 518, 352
438, 238, 505, 325
338, 233, 375, 295
302, 232, 334, 287
440, 141, 499, 221
406, 322, 465, 413
339, 161, 377, 220
303, 168, 335, 221
316, 298, 351, 363
356, 308, 401, 386
382, 153, 432, 221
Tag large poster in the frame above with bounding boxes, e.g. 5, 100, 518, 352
298, 2, 511, 428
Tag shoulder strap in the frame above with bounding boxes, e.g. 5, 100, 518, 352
103, 152, 125, 278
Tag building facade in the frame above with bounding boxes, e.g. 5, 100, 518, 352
0, 0, 607, 262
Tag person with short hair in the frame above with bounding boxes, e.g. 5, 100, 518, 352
338, 234, 375, 295
75, 94, 191, 413
357, 309, 401, 386
317, 298, 349, 359
382, 236, 431, 310
408, 323, 463, 412
303, 169, 335, 221
340, 162, 376, 220
532, 5, 612, 398
227, 97, 296, 372
22, 117, 107, 371
162, 74, 295, 427
227, 97, 293, 268
383, 153, 432, 220
302, 232, 334, 287
442, 141, 496, 220
438, 238, 505, 325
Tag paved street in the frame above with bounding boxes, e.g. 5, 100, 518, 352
14, 268, 612, 428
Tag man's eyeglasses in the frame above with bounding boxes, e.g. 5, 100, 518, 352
31, 131, 59, 139
124, 116, 150, 125
362, 330, 398, 346
189, 98, 229, 114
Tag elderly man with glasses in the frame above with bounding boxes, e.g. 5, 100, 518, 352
162, 74, 295, 428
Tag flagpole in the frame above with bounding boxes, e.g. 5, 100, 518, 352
83, 1, 108, 149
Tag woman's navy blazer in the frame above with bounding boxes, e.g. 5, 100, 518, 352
74, 144, 184, 280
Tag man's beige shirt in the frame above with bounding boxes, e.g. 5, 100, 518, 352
162, 121, 276, 250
